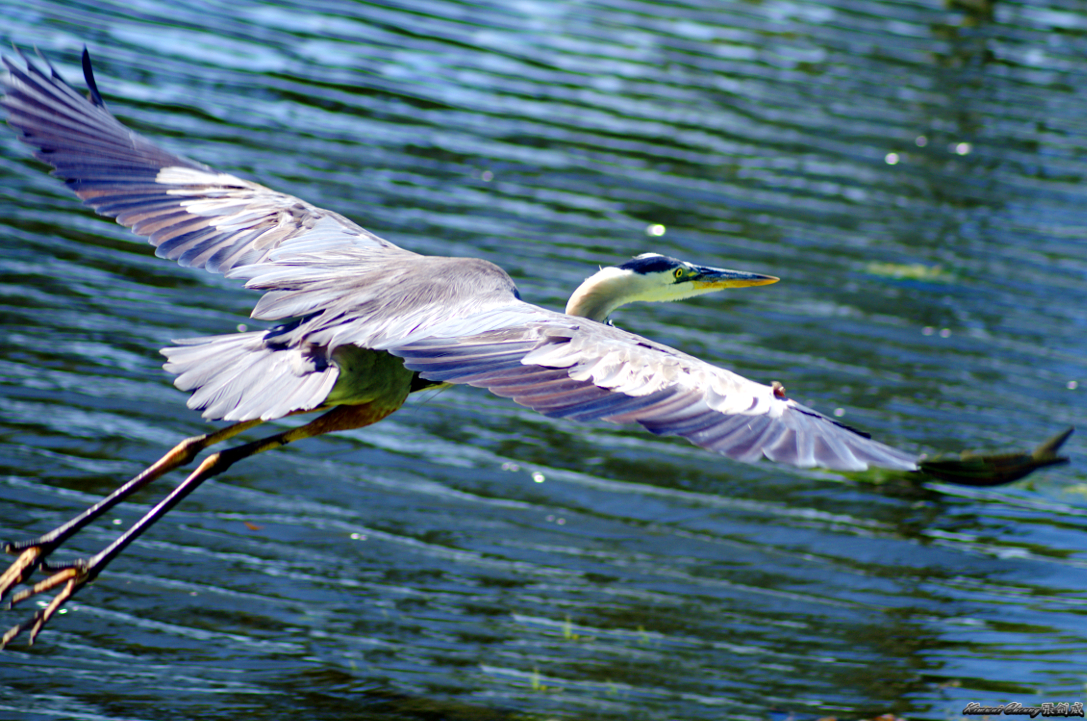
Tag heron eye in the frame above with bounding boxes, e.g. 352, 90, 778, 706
673, 268, 684, 280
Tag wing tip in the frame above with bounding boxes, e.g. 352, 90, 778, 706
81, 46, 106, 108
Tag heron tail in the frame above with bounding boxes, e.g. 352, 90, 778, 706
162, 330, 340, 422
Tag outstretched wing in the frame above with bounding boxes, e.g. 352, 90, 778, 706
384, 305, 920, 472
1, 48, 410, 274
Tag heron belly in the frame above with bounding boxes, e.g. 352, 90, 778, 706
323, 346, 414, 415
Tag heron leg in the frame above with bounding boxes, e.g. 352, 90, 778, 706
0, 403, 392, 648
0, 419, 263, 604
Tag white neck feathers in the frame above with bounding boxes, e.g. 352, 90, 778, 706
565, 266, 691, 322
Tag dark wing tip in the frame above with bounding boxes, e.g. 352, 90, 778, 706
917, 426, 1074, 486
81, 46, 105, 108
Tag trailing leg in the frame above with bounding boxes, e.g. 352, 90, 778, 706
0, 419, 262, 603
1, 403, 395, 648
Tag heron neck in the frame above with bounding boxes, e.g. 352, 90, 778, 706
565, 267, 640, 322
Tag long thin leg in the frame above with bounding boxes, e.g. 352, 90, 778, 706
1, 403, 390, 649
0, 418, 262, 602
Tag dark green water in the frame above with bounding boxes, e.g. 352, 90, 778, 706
0, 1, 1084, 719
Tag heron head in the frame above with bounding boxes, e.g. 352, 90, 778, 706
565, 253, 779, 322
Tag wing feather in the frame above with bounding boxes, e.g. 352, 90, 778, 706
388, 306, 920, 472
2, 49, 409, 276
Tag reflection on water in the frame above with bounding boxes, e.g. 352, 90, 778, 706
0, 1, 1084, 719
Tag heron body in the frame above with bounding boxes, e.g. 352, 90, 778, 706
7, 47, 1060, 647
161, 254, 521, 422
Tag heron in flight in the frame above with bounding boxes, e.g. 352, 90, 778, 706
0, 49, 1070, 647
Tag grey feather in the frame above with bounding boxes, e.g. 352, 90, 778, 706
162, 330, 340, 421
2, 51, 406, 276
383, 312, 918, 471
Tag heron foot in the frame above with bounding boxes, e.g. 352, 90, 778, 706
0, 563, 89, 649
0, 545, 46, 603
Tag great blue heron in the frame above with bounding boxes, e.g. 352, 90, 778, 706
0, 49, 1070, 648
